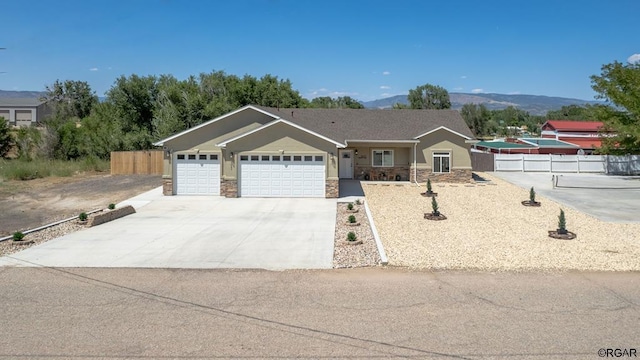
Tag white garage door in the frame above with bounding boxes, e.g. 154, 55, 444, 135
175, 154, 220, 195
240, 154, 325, 197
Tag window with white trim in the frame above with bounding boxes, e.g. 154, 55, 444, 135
372, 150, 393, 167
432, 152, 450, 173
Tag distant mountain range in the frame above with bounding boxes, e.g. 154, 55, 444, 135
362, 93, 601, 115
1, 89, 599, 116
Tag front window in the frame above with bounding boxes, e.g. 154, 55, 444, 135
372, 150, 393, 167
433, 152, 450, 173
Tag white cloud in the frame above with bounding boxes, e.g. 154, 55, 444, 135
471, 88, 484, 94
628, 54, 640, 64
89, 67, 98, 71
382, 71, 390, 75
460, 75, 467, 79
380, 85, 390, 89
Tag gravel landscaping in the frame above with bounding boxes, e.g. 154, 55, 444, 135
333, 201, 382, 268
362, 173, 640, 272
0, 219, 87, 258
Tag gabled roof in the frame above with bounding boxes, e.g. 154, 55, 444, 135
153, 105, 278, 146
561, 138, 602, 149
542, 120, 604, 132
475, 141, 537, 149
520, 138, 579, 148
252, 106, 474, 143
217, 118, 345, 148
155, 105, 475, 147
0, 98, 44, 107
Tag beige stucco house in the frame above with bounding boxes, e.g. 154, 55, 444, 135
153, 105, 475, 198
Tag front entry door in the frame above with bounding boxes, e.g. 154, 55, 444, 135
339, 150, 354, 179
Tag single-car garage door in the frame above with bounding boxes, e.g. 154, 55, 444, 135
175, 154, 220, 195
240, 154, 325, 197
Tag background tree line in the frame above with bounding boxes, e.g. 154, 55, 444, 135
0, 59, 638, 160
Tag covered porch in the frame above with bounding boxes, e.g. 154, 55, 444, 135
338, 140, 417, 182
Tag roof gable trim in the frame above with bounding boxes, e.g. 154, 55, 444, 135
217, 118, 345, 148
153, 105, 279, 146
414, 126, 473, 140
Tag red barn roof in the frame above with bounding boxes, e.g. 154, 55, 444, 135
542, 120, 604, 132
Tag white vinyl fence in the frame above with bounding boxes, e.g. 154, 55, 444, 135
495, 154, 606, 173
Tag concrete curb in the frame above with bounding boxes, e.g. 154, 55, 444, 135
364, 201, 388, 265
0, 209, 103, 243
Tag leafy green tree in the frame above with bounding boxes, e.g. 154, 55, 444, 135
590, 61, 640, 154
309, 96, 363, 109
42, 79, 98, 120
0, 117, 13, 158
460, 103, 490, 136
545, 105, 598, 120
408, 83, 451, 109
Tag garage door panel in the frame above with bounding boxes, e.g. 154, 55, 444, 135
175, 156, 220, 195
240, 155, 325, 198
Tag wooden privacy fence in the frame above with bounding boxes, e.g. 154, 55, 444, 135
471, 152, 495, 171
110, 150, 163, 175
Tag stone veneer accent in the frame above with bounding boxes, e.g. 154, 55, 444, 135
411, 168, 473, 183
325, 179, 339, 198
162, 178, 173, 196
221, 179, 238, 198
88, 205, 136, 227
354, 166, 410, 181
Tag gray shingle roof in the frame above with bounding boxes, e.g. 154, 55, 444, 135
254, 106, 474, 143
0, 98, 44, 107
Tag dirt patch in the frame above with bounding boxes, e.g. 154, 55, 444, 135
0, 174, 162, 236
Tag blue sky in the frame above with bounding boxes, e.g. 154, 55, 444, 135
1, 0, 638, 102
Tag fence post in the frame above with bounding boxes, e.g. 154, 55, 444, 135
577, 155, 580, 174
521, 154, 524, 172
549, 154, 553, 173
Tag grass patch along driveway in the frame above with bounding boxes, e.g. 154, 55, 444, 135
363, 173, 640, 271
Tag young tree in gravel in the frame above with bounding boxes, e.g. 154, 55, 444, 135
408, 83, 451, 109
0, 117, 13, 158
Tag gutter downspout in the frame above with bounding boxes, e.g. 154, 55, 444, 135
413, 142, 420, 186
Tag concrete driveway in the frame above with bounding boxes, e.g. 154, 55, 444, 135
490, 172, 640, 223
0, 188, 336, 269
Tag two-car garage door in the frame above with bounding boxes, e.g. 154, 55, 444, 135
240, 154, 325, 197
175, 154, 220, 195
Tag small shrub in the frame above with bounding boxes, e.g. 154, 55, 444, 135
355, 199, 361, 205
426, 179, 433, 193
529, 187, 536, 203
558, 209, 567, 233
348, 215, 357, 223
347, 202, 354, 211
108, 203, 116, 210
12, 231, 25, 241
431, 196, 440, 216
347, 231, 357, 241
79, 212, 88, 221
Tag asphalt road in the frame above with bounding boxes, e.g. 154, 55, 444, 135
1, 268, 638, 359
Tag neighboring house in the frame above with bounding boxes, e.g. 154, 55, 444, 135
0, 98, 51, 126
541, 120, 608, 153
473, 138, 580, 154
154, 105, 475, 198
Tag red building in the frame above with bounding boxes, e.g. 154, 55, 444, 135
540, 120, 608, 154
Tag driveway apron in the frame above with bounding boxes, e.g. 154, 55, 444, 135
0, 188, 336, 269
